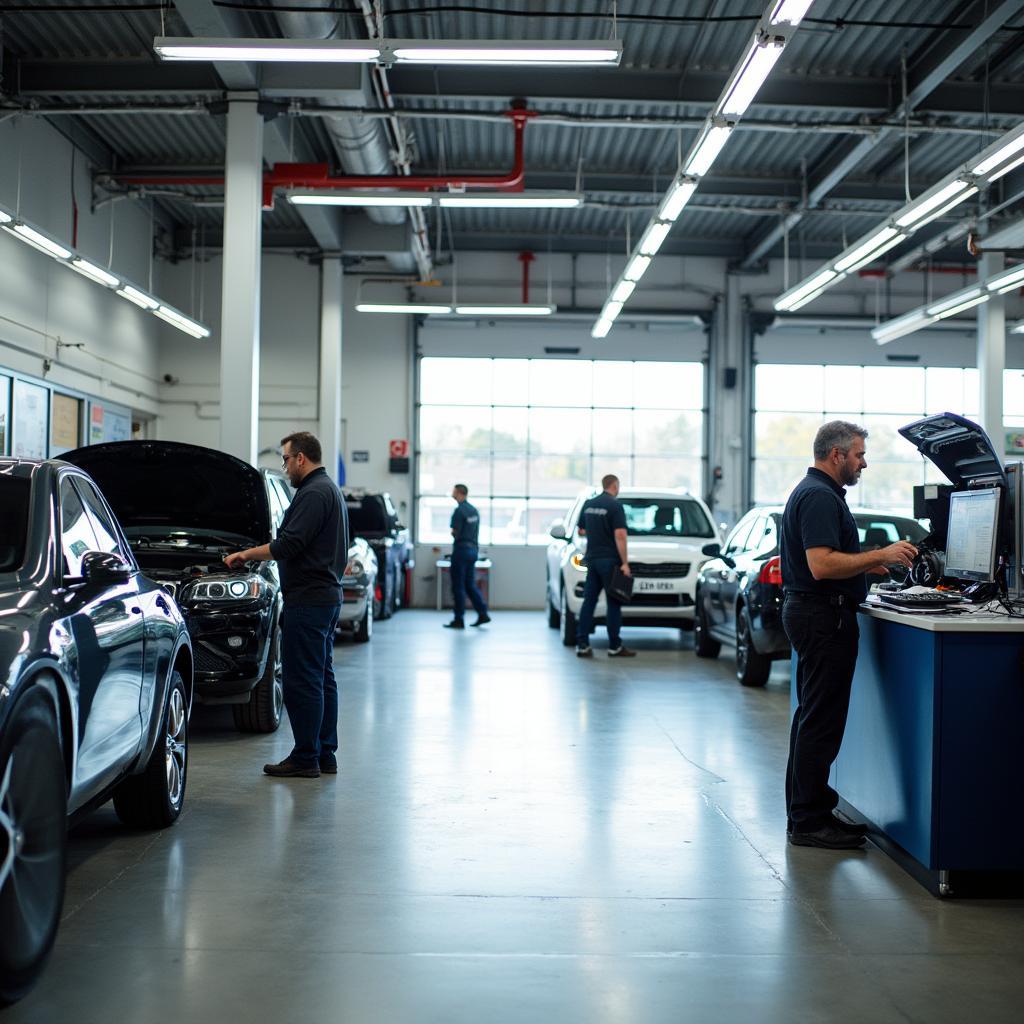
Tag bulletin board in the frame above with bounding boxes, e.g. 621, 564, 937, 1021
12, 378, 49, 458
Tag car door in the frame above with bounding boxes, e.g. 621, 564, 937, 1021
59, 475, 145, 801
721, 514, 764, 627
707, 515, 755, 630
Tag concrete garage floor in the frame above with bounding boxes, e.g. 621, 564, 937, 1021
9, 611, 1024, 1023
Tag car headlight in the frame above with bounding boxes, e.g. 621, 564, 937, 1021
570, 553, 587, 572
184, 576, 264, 601
344, 558, 365, 578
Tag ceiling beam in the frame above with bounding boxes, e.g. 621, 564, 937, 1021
739, 0, 1024, 268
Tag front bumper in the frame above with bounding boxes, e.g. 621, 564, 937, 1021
183, 603, 273, 700
338, 586, 369, 630
567, 574, 697, 623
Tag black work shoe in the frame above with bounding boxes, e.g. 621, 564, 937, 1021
608, 646, 637, 657
470, 614, 492, 627
319, 756, 338, 775
444, 620, 465, 629
788, 823, 866, 850
264, 758, 320, 779
831, 814, 869, 836
576, 646, 593, 658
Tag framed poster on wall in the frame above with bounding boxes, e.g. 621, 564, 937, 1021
89, 401, 131, 444
12, 378, 49, 458
0, 374, 9, 455
51, 393, 83, 456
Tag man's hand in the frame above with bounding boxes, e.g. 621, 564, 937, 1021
881, 541, 918, 569
867, 566, 890, 577
223, 551, 248, 570
619, 563, 632, 577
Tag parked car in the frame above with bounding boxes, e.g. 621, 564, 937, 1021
0, 458, 193, 1003
695, 506, 929, 686
338, 538, 377, 643
546, 487, 721, 646
343, 490, 413, 619
63, 441, 290, 734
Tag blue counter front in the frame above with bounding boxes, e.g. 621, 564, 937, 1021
800, 604, 1024, 892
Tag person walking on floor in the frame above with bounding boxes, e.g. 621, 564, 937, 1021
575, 474, 635, 658
445, 483, 491, 629
780, 421, 916, 848
225, 431, 348, 779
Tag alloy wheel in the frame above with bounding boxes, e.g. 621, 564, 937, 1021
164, 688, 187, 810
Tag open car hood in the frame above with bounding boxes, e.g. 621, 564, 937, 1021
898, 413, 1007, 490
62, 441, 271, 544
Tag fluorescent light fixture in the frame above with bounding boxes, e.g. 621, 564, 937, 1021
289, 193, 432, 208
834, 226, 900, 272
777, 284, 832, 312
895, 180, 974, 229
872, 310, 938, 345
927, 287, 983, 316
389, 41, 622, 66
658, 179, 699, 222
454, 305, 555, 316
70, 258, 119, 288
971, 130, 1024, 178
989, 265, 1024, 295
684, 125, 733, 177
154, 306, 211, 339
719, 39, 784, 118
770, 0, 816, 25
774, 268, 839, 311
356, 303, 452, 314
6, 223, 72, 260
988, 152, 1024, 183
603, 300, 625, 320
1012, 322, 1024, 335
154, 37, 380, 62
929, 294, 988, 321
0, 210, 11, 224
638, 222, 672, 256
611, 280, 636, 304
438, 193, 582, 208
624, 254, 652, 281
592, 318, 613, 339
117, 285, 159, 310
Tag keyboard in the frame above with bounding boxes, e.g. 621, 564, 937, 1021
877, 590, 966, 609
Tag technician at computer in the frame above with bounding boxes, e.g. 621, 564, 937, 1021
780, 421, 918, 851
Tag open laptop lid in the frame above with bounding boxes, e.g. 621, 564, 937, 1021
898, 412, 1007, 489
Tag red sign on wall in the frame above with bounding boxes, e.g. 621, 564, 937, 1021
389, 439, 409, 459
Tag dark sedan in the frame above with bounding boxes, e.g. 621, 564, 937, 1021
0, 458, 193, 1003
63, 442, 288, 734
343, 490, 413, 619
695, 506, 928, 687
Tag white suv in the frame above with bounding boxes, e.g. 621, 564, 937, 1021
545, 487, 721, 646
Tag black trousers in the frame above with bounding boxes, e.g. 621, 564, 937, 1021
781, 598, 859, 832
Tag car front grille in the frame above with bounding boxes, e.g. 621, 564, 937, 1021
194, 644, 233, 674
630, 593, 694, 608
629, 562, 691, 578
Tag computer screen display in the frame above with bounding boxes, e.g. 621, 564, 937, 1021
944, 487, 1001, 582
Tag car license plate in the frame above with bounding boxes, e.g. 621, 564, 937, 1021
635, 578, 683, 593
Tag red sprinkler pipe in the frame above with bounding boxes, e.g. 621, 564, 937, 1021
518, 251, 535, 304
112, 109, 536, 210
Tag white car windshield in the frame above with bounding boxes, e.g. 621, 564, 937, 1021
620, 498, 714, 539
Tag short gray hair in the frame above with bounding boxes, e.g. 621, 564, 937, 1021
813, 420, 868, 461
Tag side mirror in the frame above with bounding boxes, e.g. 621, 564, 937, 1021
701, 542, 722, 557
81, 550, 133, 585
549, 520, 566, 540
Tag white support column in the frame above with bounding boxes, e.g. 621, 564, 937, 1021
318, 256, 343, 483
978, 252, 1006, 454
711, 271, 747, 528
219, 93, 263, 464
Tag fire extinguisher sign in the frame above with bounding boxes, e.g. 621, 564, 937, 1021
389, 439, 409, 459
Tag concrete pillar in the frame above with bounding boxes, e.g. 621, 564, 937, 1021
318, 256, 343, 483
219, 93, 263, 464
978, 252, 1006, 454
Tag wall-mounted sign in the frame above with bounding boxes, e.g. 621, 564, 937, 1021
0, 375, 9, 455
1006, 431, 1024, 456
51, 393, 82, 454
352, 450, 370, 463
90, 403, 105, 445
389, 438, 409, 459
13, 379, 48, 458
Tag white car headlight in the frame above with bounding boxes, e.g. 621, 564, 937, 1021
570, 553, 587, 572
184, 576, 263, 601
344, 558, 365, 578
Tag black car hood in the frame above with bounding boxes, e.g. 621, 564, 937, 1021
898, 413, 1007, 490
62, 441, 270, 543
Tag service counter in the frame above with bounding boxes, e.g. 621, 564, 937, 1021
810, 601, 1024, 895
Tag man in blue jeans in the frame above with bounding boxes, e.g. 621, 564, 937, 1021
575, 474, 636, 658
444, 483, 491, 629
225, 431, 348, 778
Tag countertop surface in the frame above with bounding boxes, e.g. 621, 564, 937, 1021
859, 597, 1024, 632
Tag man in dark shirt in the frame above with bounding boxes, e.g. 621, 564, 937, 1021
225, 431, 348, 778
445, 483, 491, 629
575, 474, 635, 658
780, 421, 916, 849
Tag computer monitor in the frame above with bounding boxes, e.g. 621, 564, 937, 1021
944, 487, 1001, 583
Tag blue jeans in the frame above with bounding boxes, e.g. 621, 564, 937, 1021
576, 557, 622, 648
451, 545, 487, 622
281, 603, 341, 767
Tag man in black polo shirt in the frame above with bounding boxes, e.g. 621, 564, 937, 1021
575, 474, 635, 658
444, 483, 491, 629
781, 421, 917, 849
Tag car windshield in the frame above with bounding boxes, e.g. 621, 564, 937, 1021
346, 497, 387, 534
853, 513, 928, 547
621, 498, 715, 538
0, 476, 31, 573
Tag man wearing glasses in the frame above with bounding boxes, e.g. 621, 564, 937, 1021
225, 432, 349, 778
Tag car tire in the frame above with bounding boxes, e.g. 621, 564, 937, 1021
559, 585, 577, 647
114, 671, 189, 830
546, 576, 561, 629
233, 625, 283, 734
736, 609, 771, 687
0, 695, 67, 1006
355, 601, 373, 643
694, 593, 721, 659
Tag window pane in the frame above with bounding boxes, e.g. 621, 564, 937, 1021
963, 368, 980, 417
753, 459, 805, 505
420, 406, 491, 451
634, 362, 701, 409
529, 408, 592, 454
529, 454, 592, 497
60, 480, 97, 576
527, 498, 577, 545
824, 365, 862, 413
854, 462, 922, 512
634, 409, 701, 455
928, 367, 971, 416
419, 451, 490, 496
531, 359, 591, 407
74, 480, 123, 557
632, 456, 695, 490
418, 496, 456, 543
756, 365, 823, 412
754, 412, 820, 460
488, 498, 526, 545
492, 359, 529, 405
1005, 370, 1024, 419
492, 453, 527, 494
863, 366, 924, 414
420, 358, 492, 405
593, 361, 633, 407
492, 407, 528, 451
861, 415, 920, 461
591, 409, 633, 453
